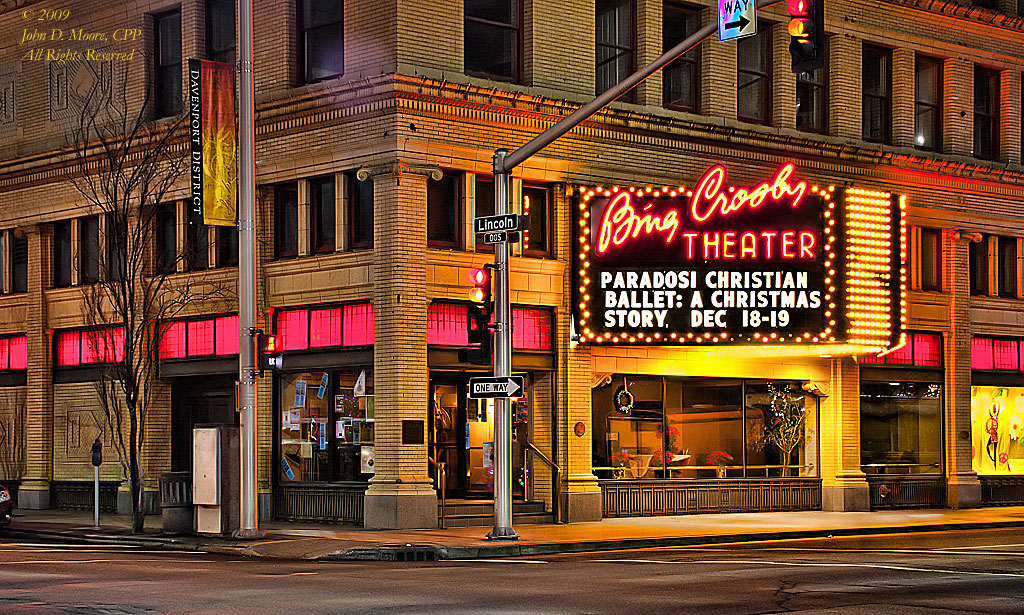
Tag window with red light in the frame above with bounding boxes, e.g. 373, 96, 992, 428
0, 335, 27, 370
158, 315, 241, 359
274, 303, 374, 351
426, 302, 553, 350
342, 303, 374, 346
972, 336, 1024, 372
860, 333, 942, 368
56, 327, 125, 367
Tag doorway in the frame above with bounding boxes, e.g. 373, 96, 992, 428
429, 373, 529, 500
171, 374, 237, 472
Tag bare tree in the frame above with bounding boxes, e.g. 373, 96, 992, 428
67, 77, 230, 533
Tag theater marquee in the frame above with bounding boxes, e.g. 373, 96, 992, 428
573, 163, 906, 352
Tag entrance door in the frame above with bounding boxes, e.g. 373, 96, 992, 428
171, 374, 237, 471
429, 374, 529, 500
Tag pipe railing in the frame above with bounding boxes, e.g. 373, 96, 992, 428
522, 441, 563, 524
428, 456, 448, 529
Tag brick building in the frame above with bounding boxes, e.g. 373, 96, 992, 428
0, 0, 1022, 529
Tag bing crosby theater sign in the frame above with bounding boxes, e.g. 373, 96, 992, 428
573, 163, 907, 350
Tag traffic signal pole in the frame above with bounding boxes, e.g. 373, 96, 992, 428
487, 0, 778, 539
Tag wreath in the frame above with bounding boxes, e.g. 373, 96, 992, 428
615, 386, 634, 415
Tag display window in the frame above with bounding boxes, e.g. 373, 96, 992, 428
860, 381, 942, 474
971, 386, 1024, 475
278, 368, 374, 482
592, 375, 818, 479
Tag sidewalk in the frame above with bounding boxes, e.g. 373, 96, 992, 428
5, 506, 1024, 561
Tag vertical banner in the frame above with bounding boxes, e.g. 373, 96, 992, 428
188, 58, 238, 227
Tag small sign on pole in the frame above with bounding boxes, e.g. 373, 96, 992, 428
481, 231, 508, 245
474, 213, 519, 235
718, 0, 756, 41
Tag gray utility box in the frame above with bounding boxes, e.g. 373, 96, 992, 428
192, 425, 240, 536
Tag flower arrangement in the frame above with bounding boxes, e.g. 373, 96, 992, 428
705, 451, 733, 466
610, 450, 631, 466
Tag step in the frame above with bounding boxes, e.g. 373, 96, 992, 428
442, 512, 555, 528
439, 500, 547, 516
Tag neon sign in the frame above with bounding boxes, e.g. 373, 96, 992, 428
574, 163, 906, 350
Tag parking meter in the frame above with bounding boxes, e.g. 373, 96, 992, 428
91, 438, 102, 467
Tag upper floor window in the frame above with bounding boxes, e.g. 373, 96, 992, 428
796, 60, 826, 133
427, 173, 460, 249
596, 0, 634, 97
915, 56, 941, 151
298, 0, 344, 83
154, 10, 182, 117
185, 207, 209, 271
107, 215, 126, 281
53, 220, 72, 288
310, 176, 336, 254
917, 227, 942, 292
737, 25, 770, 124
969, 236, 989, 296
998, 237, 1018, 298
156, 203, 178, 274
11, 232, 27, 294
465, 0, 520, 82
346, 172, 373, 250
217, 226, 238, 267
207, 0, 236, 64
522, 185, 551, 257
274, 183, 299, 259
80, 216, 100, 285
862, 45, 891, 143
974, 66, 999, 161
55, 327, 125, 367
662, 3, 699, 112
474, 176, 495, 254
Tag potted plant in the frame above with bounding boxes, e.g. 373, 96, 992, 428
705, 450, 733, 478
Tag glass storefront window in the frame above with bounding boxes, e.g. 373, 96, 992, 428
279, 369, 374, 483
971, 386, 1024, 475
860, 381, 942, 474
593, 375, 819, 479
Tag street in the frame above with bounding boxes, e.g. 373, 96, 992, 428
1, 529, 1024, 614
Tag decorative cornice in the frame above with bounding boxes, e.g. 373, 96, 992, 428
355, 161, 442, 182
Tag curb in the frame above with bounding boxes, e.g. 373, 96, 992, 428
1, 527, 254, 558
322, 520, 1024, 561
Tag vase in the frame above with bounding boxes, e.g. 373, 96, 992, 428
715, 465, 727, 479
627, 454, 654, 479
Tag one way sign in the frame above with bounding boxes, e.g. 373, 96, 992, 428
468, 376, 525, 399
718, 0, 756, 41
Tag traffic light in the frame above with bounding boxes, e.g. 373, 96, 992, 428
256, 331, 283, 376
787, 0, 825, 73
461, 266, 493, 366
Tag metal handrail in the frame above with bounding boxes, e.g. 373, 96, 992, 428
522, 440, 563, 524
428, 456, 447, 529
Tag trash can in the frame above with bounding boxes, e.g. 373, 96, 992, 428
160, 471, 193, 535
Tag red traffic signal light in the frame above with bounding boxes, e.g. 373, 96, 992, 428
787, 0, 824, 73
468, 267, 489, 287
263, 334, 277, 352
468, 267, 491, 304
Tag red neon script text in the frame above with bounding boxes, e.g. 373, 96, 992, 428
596, 192, 679, 255
690, 163, 806, 223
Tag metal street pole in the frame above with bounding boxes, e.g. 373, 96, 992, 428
487, 0, 776, 537
93, 465, 99, 529
487, 150, 517, 540
233, 0, 263, 540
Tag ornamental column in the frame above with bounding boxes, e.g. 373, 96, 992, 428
20, 225, 53, 509
820, 357, 869, 511
362, 162, 439, 529
946, 230, 981, 507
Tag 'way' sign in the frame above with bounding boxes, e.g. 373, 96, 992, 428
468, 376, 525, 399
718, 0, 756, 41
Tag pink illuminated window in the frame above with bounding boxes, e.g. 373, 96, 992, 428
859, 353, 884, 364
187, 320, 215, 356
512, 308, 552, 350
276, 309, 309, 351
8, 336, 25, 369
56, 332, 81, 366
0, 338, 8, 369
972, 338, 994, 370
994, 339, 1018, 370
912, 333, 942, 367
887, 341, 913, 365
160, 322, 186, 359
310, 308, 342, 348
215, 316, 239, 355
343, 303, 374, 346
427, 303, 468, 345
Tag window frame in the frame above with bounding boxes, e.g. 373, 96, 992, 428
464, 0, 522, 83
309, 175, 336, 255
862, 44, 892, 144
52, 220, 72, 288
973, 65, 999, 161
795, 59, 827, 134
427, 173, 462, 249
10, 232, 27, 294
998, 236, 1018, 299
661, 2, 700, 112
185, 206, 209, 271
206, 0, 236, 64
155, 203, 178, 275
521, 183, 552, 258
737, 24, 771, 125
297, 0, 345, 84
595, 0, 636, 99
914, 55, 942, 151
153, 9, 183, 118
216, 225, 238, 267
917, 227, 942, 292
345, 171, 374, 251
969, 236, 990, 296
274, 183, 300, 260
79, 216, 100, 285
